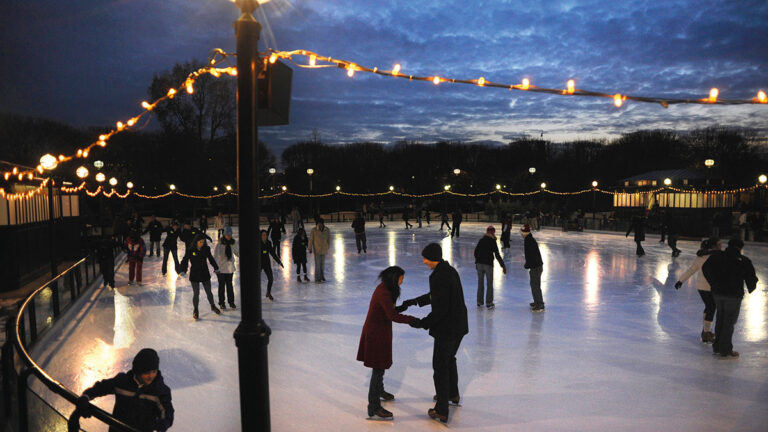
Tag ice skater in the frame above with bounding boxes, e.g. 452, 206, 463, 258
261, 230, 284, 301
96, 235, 117, 289
308, 219, 330, 282
214, 226, 238, 310
474, 226, 507, 308
179, 234, 221, 320
143, 215, 164, 258
180, 220, 212, 248
76, 348, 174, 432
267, 215, 283, 257
439, 211, 451, 232
357, 266, 417, 420
214, 211, 225, 240
403, 207, 413, 229
702, 237, 758, 358
425, 209, 431, 225
161, 221, 182, 276
625, 214, 646, 256
124, 230, 146, 286
521, 224, 545, 311
417, 207, 423, 228
667, 215, 682, 257
352, 212, 367, 253
451, 209, 462, 238
500, 213, 512, 250
199, 213, 208, 235
675, 237, 721, 343
402, 243, 468, 423
378, 208, 386, 228
292, 228, 309, 282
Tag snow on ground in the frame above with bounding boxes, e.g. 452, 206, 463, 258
29, 222, 768, 431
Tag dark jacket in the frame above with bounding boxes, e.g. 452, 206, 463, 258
180, 227, 211, 246
702, 247, 758, 298
351, 217, 366, 234
144, 221, 164, 242
261, 239, 282, 267
162, 226, 181, 249
357, 283, 416, 370
474, 235, 505, 268
523, 234, 543, 269
452, 211, 462, 223
267, 220, 282, 240
292, 235, 308, 264
180, 245, 218, 282
96, 238, 117, 264
83, 370, 174, 432
413, 260, 468, 339
626, 217, 646, 242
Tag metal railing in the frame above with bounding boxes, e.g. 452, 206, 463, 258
10, 253, 140, 432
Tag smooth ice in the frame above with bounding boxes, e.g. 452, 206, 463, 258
29, 223, 768, 431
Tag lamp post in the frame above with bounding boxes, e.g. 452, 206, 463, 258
307, 168, 314, 218
232, 1, 272, 430
704, 158, 715, 186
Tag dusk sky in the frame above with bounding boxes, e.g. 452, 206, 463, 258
1, 0, 767, 155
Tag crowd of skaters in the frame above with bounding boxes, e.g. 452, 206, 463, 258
82, 206, 759, 428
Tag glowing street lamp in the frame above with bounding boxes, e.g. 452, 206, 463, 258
268, 168, 276, 174
213, 186, 219, 191
306, 168, 314, 175
169, 184, 176, 191
759, 174, 767, 184
335, 185, 341, 191
93, 160, 104, 169
444, 185, 451, 191
226, 185, 232, 191
76, 166, 89, 179
664, 178, 672, 186
95, 172, 106, 183
540, 182, 547, 189
453, 168, 461, 175
281, 185, 287, 191
704, 159, 715, 168
495, 184, 501, 190
389, 185, 394, 191
529, 167, 536, 175
591, 180, 598, 188
126, 182, 134, 189
40, 154, 58, 171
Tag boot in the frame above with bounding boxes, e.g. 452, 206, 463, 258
211, 305, 221, 315
380, 391, 394, 401
297, 276, 302, 282
706, 331, 715, 343
266, 292, 274, 301
229, 303, 237, 309
303, 275, 310, 282
193, 310, 199, 320
428, 408, 448, 423
433, 394, 460, 404
220, 304, 227, 311
367, 406, 393, 420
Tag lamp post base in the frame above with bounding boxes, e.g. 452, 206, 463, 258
234, 319, 272, 431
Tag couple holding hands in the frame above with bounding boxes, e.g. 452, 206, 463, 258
356, 243, 468, 424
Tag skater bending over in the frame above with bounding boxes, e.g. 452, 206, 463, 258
261, 230, 284, 301
675, 237, 721, 343
357, 266, 416, 420
180, 234, 221, 320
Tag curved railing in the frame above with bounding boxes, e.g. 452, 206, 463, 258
11, 253, 141, 432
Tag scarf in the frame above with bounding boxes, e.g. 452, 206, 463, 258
221, 238, 235, 260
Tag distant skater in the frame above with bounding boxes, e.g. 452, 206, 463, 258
292, 228, 309, 282
425, 209, 431, 225
144, 215, 164, 258
625, 214, 646, 256
352, 212, 367, 253
675, 237, 721, 343
403, 207, 413, 229
180, 234, 221, 320
357, 266, 416, 420
261, 230, 284, 301
267, 216, 283, 257
474, 226, 507, 308
308, 219, 331, 282
214, 211, 225, 240
378, 209, 386, 228
161, 221, 182, 276
439, 211, 451, 232
521, 224, 545, 311
125, 230, 146, 286
200, 214, 208, 235
214, 226, 238, 310
667, 215, 682, 257
500, 213, 512, 250
451, 209, 462, 238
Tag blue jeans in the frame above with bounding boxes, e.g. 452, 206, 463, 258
713, 295, 741, 355
476, 263, 493, 305
314, 253, 326, 281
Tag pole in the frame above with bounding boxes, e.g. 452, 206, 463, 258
232, 3, 271, 431
47, 179, 60, 317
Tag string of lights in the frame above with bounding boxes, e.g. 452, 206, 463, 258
267, 49, 768, 109
0, 178, 51, 201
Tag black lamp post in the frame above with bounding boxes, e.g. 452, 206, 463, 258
232, 1, 271, 431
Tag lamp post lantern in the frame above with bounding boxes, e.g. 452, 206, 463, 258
76, 166, 89, 179
232, 1, 272, 430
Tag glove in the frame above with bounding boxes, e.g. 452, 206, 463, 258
76, 395, 92, 418
408, 318, 421, 328
403, 298, 418, 307
502, 267, 507, 275
214, 269, 220, 274
395, 304, 408, 313
674, 281, 682, 290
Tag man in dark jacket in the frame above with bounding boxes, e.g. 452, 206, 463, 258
474, 226, 507, 308
161, 221, 182, 276
143, 215, 164, 258
451, 209, 463, 238
702, 238, 758, 358
180, 221, 212, 248
667, 215, 682, 257
625, 214, 646, 256
77, 348, 174, 432
96, 236, 117, 289
402, 243, 468, 423
521, 224, 545, 311
351, 212, 367, 253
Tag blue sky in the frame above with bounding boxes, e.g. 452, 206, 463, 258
1, 0, 767, 154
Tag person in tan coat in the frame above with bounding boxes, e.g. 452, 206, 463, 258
675, 237, 721, 343
308, 218, 331, 282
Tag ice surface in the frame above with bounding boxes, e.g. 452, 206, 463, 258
29, 223, 768, 431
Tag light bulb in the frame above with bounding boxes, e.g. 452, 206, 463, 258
309, 55, 316, 66
521, 78, 530, 90
40, 154, 58, 170
433, 76, 440, 85
347, 66, 355, 77
142, 101, 152, 110
567, 79, 575, 94
269, 53, 278, 64
709, 88, 718, 103
477, 77, 485, 87
757, 90, 767, 103
614, 94, 623, 107
392, 64, 401, 75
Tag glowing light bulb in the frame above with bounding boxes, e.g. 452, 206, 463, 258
83, 150, 89, 158
759, 174, 767, 184
141, 101, 152, 110
99, 134, 106, 141
210, 69, 221, 77
389, 185, 394, 191
495, 184, 501, 190
757, 90, 767, 103
109, 177, 118, 187
347, 66, 355, 77
592, 180, 598, 188
226, 185, 232, 191
167, 88, 177, 98
477, 77, 485, 87
281, 186, 287, 191
76, 166, 89, 179
40, 154, 58, 170
127, 118, 136, 127
567, 79, 575, 94
335, 186, 341, 191
521, 78, 530, 90
186, 81, 194, 94
227, 68, 237, 76
27, 173, 33, 180
309, 55, 316, 66
169, 184, 176, 191
269, 53, 277, 64
95, 173, 106, 183
3, 173, 8, 180
614, 93, 623, 107
433, 76, 441, 85
540, 182, 547, 189
444, 185, 450, 191
392, 64, 401, 75
709, 88, 718, 103
116, 121, 124, 130
12, 167, 18, 175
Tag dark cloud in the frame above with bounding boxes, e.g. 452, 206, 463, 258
1, 0, 766, 155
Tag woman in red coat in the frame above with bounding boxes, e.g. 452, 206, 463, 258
357, 266, 416, 420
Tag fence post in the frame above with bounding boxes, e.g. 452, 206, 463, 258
51, 280, 60, 318
16, 368, 31, 432
27, 300, 37, 343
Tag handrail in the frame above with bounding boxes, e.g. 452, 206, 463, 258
13, 255, 141, 432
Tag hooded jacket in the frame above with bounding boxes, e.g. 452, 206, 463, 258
412, 260, 468, 339
702, 247, 758, 298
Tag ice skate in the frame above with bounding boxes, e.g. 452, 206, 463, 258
211, 305, 221, 315
701, 331, 715, 343
487, 303, 495, 309
219, 304, 227, 311
433, 394, 461, 405
303, 275, 310, 282
266, 293, 274, 301
720, 351, 739, 358
229, 303, 237, 309
428, 408, 448, 423
380, 390, 394, 401
531, 304, 545, 312
367, 407, 393, 420
297, 276, 302, 282
193, 310, 199, 320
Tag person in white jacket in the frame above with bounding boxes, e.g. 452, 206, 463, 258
675, 237, 722, 343
214, 212, 225, 240
214, 226, 238, 309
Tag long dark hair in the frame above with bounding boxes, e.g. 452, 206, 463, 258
378, 266, 405, 303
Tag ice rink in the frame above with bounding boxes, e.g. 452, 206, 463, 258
29, 222, 768, 431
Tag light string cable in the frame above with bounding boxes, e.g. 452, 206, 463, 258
267, 49, 768, 109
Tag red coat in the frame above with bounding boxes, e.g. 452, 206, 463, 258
356, 283, 415, 370
125, 237, 146, 262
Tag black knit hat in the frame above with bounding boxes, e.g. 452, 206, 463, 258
421, 243, 442, 262
132, 348, 159, 374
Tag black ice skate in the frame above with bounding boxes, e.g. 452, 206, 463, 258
367, 407, 393, 420
193, 310, 199, 320
380, 390, 394, 401
229, 303, 237, 309
303, 275, 310, 282
211, 305, 221, 315
428, 408, 448, 423
433, 394, 460, 405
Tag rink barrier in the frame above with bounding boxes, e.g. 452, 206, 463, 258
11, 254, 141, 432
